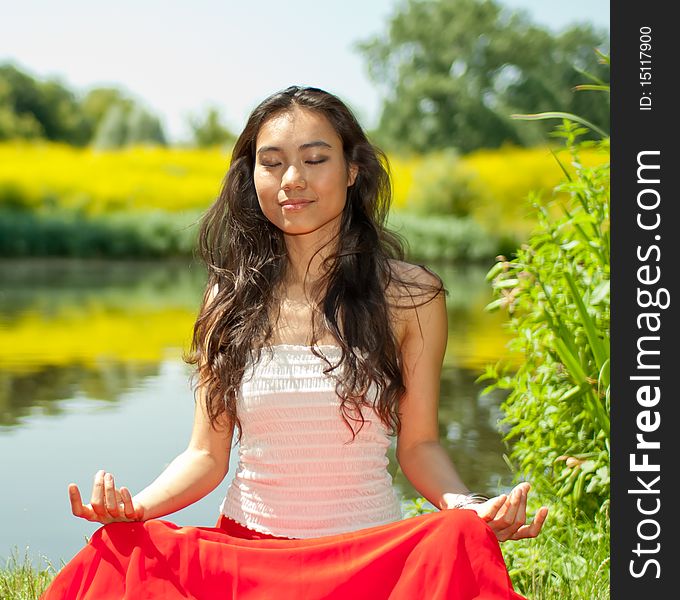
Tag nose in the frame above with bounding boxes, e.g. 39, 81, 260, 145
281, 164, 306, 190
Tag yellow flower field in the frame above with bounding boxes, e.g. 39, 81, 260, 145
390, 143, 608, 234
0, 141, 229, 214
0, 302, 516, 377
1, 305, 196, 374
1, 141, 608, 237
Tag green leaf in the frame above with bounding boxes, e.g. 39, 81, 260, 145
564, 270, 609, 371
572, 84, 610, 93
580, 460, 597, 474
554, 337, 588, 382
484, 298, 506, 312
510, 111, 609, 139
485, 260, 506, 281
598, 358, 610, 392
594, 49, 611, 65
557, 385, 585, 403
494, 278, 520, 289
591, 281, 610, 305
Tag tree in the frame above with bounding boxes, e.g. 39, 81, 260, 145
126, 104, 167, 146
1, 63, 168, 147
92, 102, 167, 149
0, 63, 91, 144
81, 87, 135, 135
356, 0, 609, 153
187, 106, 235, 147
92, 104, 128, 149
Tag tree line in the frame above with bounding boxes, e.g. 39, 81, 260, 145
0, 66, 235, 149
1, 0, 609, 153
357, 0, 609, 152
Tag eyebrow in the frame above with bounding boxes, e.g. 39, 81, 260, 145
256, 140, 332, 155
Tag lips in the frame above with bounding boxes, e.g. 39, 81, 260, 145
280, 199, 314, 207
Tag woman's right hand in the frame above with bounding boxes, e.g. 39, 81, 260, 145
69, 470, 145, 524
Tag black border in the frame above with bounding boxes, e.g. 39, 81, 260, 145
611, 3, 677, 596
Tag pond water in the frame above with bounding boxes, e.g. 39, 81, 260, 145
0, 258, 518, 566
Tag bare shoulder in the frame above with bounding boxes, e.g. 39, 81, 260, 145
385, 259, 446, 348
385, 259, 445, 301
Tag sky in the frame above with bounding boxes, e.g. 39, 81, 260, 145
1, 0, 609, 144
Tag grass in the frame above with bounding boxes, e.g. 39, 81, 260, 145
402, 496, 610, 599
0, 550, 59, 600
504, 508, 610, 599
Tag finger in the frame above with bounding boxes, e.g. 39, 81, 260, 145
498, 488, 528, 540
510, 485, 528, 529
491, 491, 512, 521
69, 484, 98, 521
120, 487, 138, 520
68, 483, 84, 517
69, 484, 92, 519
104, 473, 120, 518
115, 488, 124, 512
510, 506, 549, 540
91, 470, 108, 518
493, 486, 522, 529
514, 481, 531, 496
473, 494, 507, 521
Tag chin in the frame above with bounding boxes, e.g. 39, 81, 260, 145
280, 227, 316, 236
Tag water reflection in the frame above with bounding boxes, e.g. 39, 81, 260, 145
0, 258, 514, 428
0, 362, 159, 427
0, 258, 205, 427
0, 258, 517, 562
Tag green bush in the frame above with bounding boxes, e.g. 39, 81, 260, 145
1, 207, 513, 262
387, 211, 513, 262
0, 208, 201, 258
478, 122, 610, 517
402, 149, 479, 217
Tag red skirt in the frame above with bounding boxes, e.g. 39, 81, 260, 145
40, 509, 525, 600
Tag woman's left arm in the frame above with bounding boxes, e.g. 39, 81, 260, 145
395, 269, 548, 541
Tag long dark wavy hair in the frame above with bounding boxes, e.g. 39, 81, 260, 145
184, 85, 445, 445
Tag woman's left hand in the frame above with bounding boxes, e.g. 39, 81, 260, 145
451, 482, 549, 542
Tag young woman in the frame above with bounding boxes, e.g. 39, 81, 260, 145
41, 86, 548, 600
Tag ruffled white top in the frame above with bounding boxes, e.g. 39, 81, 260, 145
219, 344, 403, 539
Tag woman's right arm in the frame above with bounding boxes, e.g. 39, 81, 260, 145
69, 283, 236, 523
132, 389, 235, 520
69, 386, 235, 523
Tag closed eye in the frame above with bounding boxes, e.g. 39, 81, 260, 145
259, 159, 327, 168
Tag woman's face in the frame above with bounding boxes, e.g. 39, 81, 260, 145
253, 106, 358, 241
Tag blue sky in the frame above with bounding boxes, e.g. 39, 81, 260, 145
1, 0, 609, 143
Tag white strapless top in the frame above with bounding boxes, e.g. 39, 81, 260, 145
219, 344, 403, 539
